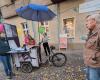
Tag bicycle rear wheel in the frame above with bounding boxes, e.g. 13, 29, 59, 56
52, 53, 67, 67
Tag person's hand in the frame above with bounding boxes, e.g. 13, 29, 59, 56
91, 59, 97, 64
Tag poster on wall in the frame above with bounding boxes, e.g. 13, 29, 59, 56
79, 0, 100, 13
59, 34, 67, 49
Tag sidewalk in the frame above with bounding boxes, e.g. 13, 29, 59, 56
0, 49, 86, 80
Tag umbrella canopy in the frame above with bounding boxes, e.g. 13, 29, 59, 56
16, 4, 56, 21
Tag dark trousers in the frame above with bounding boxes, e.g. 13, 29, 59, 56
0, 55, 12, 76
43, 42, 50, 56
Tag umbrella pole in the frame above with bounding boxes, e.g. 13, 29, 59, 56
37, 11, 40, 42
37, 11, 42, 63
38, 21, 40, 42
37, 20, 42, 63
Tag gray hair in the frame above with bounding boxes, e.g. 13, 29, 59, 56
89, 13, 100, 24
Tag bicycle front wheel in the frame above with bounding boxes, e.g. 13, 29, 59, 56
21, 62, 33, 73
52, 53, 67, 67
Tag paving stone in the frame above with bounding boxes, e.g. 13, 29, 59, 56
0, 50, 86, 80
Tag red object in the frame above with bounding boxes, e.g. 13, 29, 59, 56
0, 24, 4, 33
59, 37, 67, 48
24, 36, 35, 45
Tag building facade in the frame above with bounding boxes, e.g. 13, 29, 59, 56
0, 0, 99, 49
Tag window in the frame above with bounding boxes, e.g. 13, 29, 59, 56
21, 22, 29, 35
63, 17, 75, 38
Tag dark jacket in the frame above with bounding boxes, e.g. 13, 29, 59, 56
0, 37, 10, 55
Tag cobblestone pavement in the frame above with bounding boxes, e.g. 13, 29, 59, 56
0, 50, 86, 80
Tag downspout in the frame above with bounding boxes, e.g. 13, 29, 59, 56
56, 4, 60, 50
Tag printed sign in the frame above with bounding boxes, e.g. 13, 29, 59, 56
59, 34, 67, 49
38, 25, 45, 34
79, 0, 100, 13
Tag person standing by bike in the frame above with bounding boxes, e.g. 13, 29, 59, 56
42, 33, 50, 56
84, 14, 100, 80
0, 24, 13, 79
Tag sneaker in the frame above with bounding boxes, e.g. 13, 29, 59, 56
7, 72, 15, 79
11, 72, 16, 76
6, 79, 11, 80
45, 60, 49, 64
48, 62, 52, 66
6, 76, 12, 79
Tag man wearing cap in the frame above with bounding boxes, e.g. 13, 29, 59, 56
0, 24, 13, 79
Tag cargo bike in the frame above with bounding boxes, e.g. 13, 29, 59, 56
8, 42, 67, 73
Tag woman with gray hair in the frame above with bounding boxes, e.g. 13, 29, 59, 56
84, 13, 100, 80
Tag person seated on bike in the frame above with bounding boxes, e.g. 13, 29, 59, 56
24, 32, 36, 48
42, 33, 50, 56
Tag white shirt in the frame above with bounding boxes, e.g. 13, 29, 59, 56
42, 36, 49, 43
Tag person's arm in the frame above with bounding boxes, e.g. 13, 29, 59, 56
92, 30, 100, 61
94, 30, 100, 51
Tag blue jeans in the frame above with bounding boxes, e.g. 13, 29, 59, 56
86, 67, 100, 80
0, 55, 12, 76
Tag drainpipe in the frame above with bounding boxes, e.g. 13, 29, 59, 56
56, 4, 60, 50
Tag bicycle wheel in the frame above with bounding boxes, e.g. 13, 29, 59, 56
49, 56, 52, 62
51, 53, 67, 67
21, 62, 33, 73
